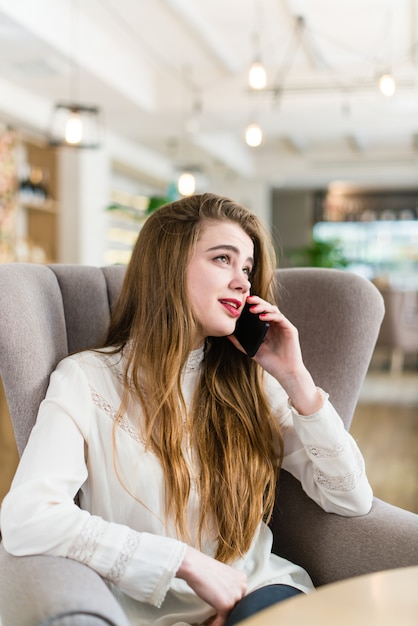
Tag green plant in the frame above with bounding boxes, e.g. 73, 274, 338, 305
146, 196, 171, 214
290, 238, 349, 268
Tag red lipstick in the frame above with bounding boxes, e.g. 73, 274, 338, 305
219, 299, 242, 318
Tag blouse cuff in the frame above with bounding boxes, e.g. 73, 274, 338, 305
70, 517, 188, 608
287, 387, 329, 417
117, 531, 187, 607
289, 388, 350, 452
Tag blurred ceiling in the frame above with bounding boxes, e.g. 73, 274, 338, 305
0, 0, 417, 189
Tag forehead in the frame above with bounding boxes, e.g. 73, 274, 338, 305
197, 220, 254, 255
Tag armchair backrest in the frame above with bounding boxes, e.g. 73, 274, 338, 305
0, 264, 125, 455
0, 264, 384, 456
273, 268, 384, 428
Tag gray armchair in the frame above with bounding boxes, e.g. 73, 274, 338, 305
0, 264, 417, 626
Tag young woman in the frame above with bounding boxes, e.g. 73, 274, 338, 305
0, 193, 373, 626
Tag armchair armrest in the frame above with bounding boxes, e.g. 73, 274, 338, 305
0, 544, 130, 626
271, 471, 418, 587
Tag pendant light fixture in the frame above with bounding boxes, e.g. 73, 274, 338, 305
378, 72, 396, 97
248, 0, 267, 90
48, 0, 102, 148
177, 170, 196, 196
378, 12, 396, 97
245, 122, 263, 147
49, 103, 101, 148
248, 60, 267, 90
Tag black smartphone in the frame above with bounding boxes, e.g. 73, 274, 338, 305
233, 301, 270, 357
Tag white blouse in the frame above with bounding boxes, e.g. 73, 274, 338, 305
0, 347, 373, 626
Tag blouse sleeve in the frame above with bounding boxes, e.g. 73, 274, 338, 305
0, 357, 187, 608
266, 376, 373, 516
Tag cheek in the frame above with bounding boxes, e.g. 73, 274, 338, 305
185, 265, 199, 302
185, 264, 207, 315
187, 260, 216, 295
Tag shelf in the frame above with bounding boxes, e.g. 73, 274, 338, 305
21, 199, 58, 214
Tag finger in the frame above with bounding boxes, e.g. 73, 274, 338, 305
203, 614, 227, 626
246, 298, 281, 317
260, 306, 281, 316
256, 307, 283, 321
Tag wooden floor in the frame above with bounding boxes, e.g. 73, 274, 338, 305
351, 369, 418, 514
0, 379, 18, 505
351, 403, 418, 514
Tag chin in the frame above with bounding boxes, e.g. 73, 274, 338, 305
211, 326, 236, 338
203, 319, 237, 339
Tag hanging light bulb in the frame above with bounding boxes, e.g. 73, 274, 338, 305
177, 171, 196, 196
248, 60, 267, 90
49, 103, 101, 148
245, 122, 263, 147
47, 0, 102, 148
249, 1, 267, 90
64, 110, 83, 144
378, 73, 396, 97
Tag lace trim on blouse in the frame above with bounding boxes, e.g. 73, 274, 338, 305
313, 467, 363, 492
106, 529, 139, 584
67, 516, 107, 563
88, 348, 204, 443
313, 447, 364, 492
89, 384, 143, 444
306, 443, 345, 458
183, 346, 205, 373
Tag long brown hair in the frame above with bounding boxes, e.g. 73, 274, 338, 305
104, 193, 283, 562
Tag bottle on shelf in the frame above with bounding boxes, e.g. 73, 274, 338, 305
18, 165, 49, 206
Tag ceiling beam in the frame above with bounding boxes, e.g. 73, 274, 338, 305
161, 0, 240, 74
0, 75, 50, 136
346, 133, 369, 152
0, 0, 157, 112
107, 131, 174, 183
0, 74, 174, 185
282, 134, 308, 154
193, 132, 255, 178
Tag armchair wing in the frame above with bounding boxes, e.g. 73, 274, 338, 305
0, 264, 128, 626
270, 268, 418, 584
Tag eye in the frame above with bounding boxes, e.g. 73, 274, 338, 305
215, 254, 230, 264
243, 266, 253, 278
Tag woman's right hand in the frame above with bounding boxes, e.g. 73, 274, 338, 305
176, 546, 247, 626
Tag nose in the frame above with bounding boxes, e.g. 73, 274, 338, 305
230, 271, 251, 293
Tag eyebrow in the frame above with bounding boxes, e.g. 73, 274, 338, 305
206, 244, 254, 266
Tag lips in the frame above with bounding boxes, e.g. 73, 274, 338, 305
219, 299, 242, 318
